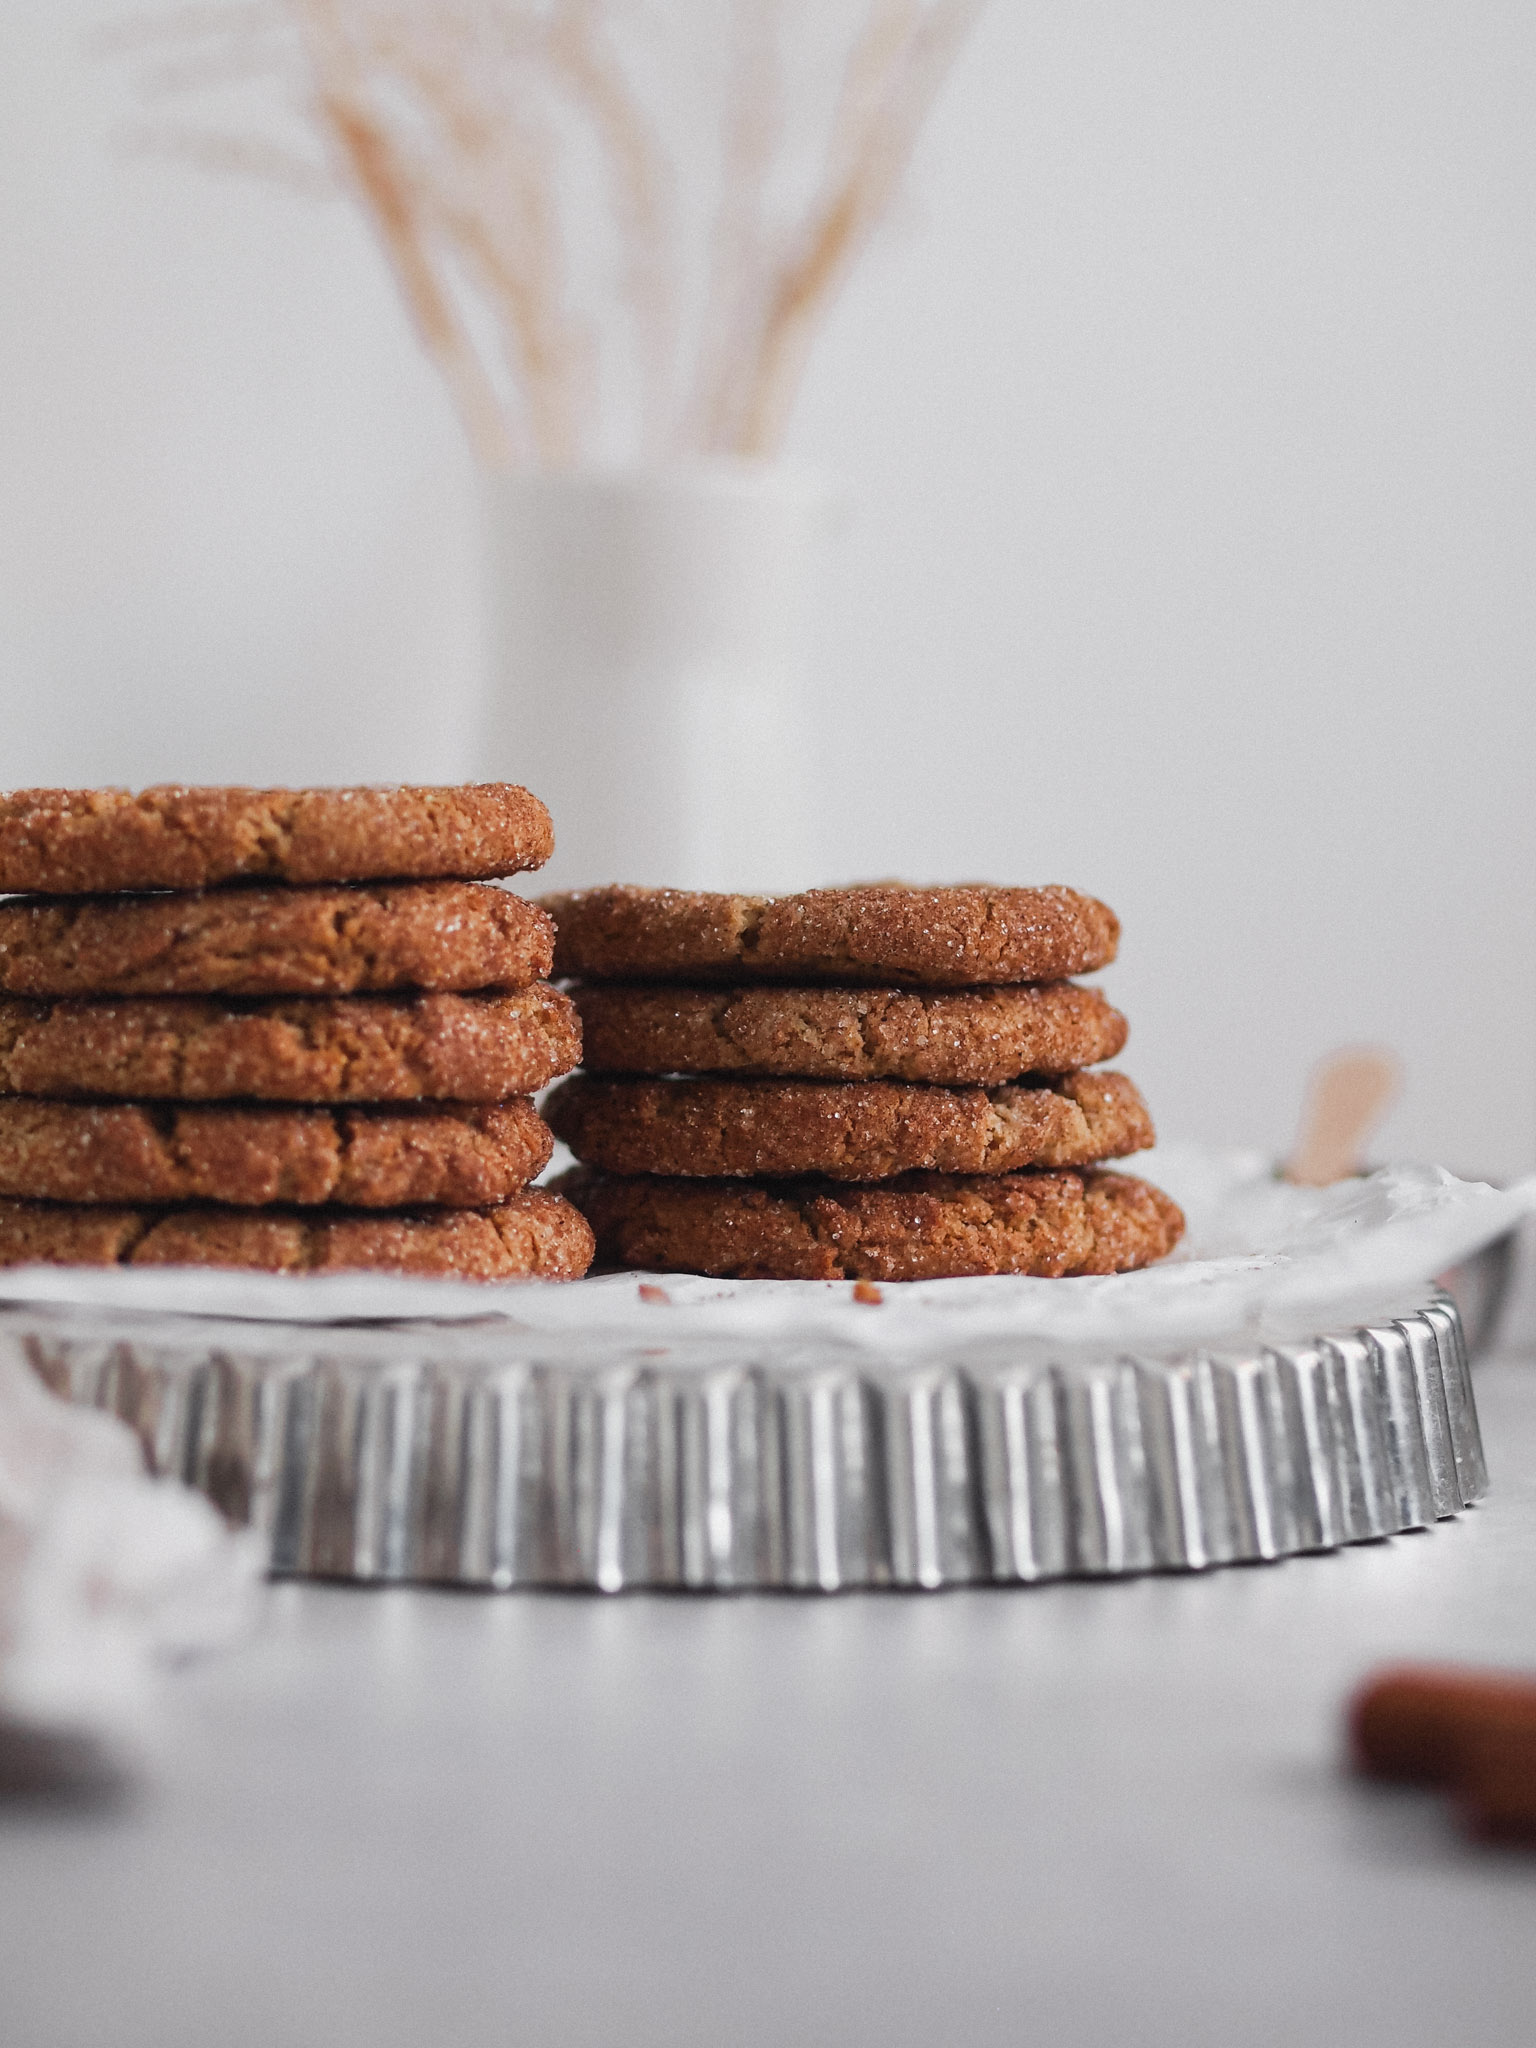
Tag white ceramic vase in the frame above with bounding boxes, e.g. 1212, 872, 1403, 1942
478, 468, 838, 894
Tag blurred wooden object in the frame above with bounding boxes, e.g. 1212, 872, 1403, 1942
1283, 1046, 1402, 1186
1349, 1663, 1536, 1846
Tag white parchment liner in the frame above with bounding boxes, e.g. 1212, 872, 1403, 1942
0, 1144, 1525, 1355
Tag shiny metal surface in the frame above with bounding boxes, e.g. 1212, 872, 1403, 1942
1438, 1226, 1520, 1356
0, 1295, 1484, 1590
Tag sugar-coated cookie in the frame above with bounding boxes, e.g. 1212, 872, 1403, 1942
558, 1166, 1184, 1280
0, 985, 579, 1102
542, 884, 1118, 988
0, 1188, 593, 1278
0, 784, 553, 894
0, 1098, 552, 1206
0, 883, 553, 998
544, 1070, 1153, 1180
571, 979, 1125, 1083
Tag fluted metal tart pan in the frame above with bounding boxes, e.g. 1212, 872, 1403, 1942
0, 1293, 1483, 1590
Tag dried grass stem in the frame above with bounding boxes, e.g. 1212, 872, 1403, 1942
118, 0, 981, 465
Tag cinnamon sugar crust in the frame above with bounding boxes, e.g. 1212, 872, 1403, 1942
544, 1070, 1153, 1180
571, 979, 1125, 1083
0, 1189, 594, 1279
0, 985, 579, 1102
542, 884, 1119, 988
0, 784, 553, 894
0, 1098, 552, 1207
0, 883, 553, 998
557, 1166, 1184, 1281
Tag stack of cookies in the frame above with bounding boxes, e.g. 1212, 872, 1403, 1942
0, 786, 593, 1280
541, 883, 1183, 1281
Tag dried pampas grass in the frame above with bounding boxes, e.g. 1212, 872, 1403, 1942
112, 0, 982, 468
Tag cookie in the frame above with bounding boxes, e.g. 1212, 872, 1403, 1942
544, 1071, 1153, 1180
0, 985, 580, 1103
542, 884, 1119, 988
0, 883, 553, 998
572, 980, 1126, 1083
0, 784, 553, 894
557, 1166, 1184, 1280
0, 1190, 594, 1279
0, 1099, 552, 1207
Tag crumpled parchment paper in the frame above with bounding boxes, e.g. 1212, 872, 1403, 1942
0, 1354, 262, 1741
0, 1143, 1525, 1355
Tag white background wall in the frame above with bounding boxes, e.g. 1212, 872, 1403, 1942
2, 2, 1534, 1176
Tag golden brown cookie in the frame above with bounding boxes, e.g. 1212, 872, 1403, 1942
0, 986, 579, 1103
542, 883, 1119, 988
571, 980, 1125, 1083
557, 1166, 1184, 1280
0, 784, 553, 894
0, 883, 553, 998
0, 1099, 552, 1207
544, 1070, 1152, 1180
0, 1190, 594, 1279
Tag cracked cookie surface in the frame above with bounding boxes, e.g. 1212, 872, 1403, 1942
542, 884, 1119, 987
0, 1189, 594, 1278
0, 883, 553, 997
572, 980, 1125, 1083
557, 1166, 1184, 1280
544, 1070, 1153, 1179
0, 985, 580, 1102
0, 784, 553, 894
0, 1098, 552, 1206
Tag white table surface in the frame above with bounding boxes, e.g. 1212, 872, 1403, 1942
3, 1359, 1535, 2048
